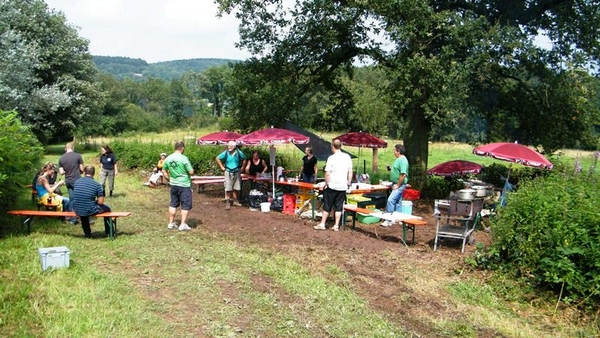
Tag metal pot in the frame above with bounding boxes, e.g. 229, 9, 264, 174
472, 186, 488, 197
458, 189, 477, 200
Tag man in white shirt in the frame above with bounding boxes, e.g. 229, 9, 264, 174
313, 139, 353, 231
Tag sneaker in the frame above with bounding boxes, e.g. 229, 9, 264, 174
332, 225, 340, 232
232, 201, 242, 207
380, 220, 392, 227
313, 224, 326, 230
178, 223, 192, 231
167, 222, 177, 230
225, 200, 231, 210
143, 182, 150, 186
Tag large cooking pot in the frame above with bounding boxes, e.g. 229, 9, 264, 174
458, 189, 477, 200
472, 186, 488, 197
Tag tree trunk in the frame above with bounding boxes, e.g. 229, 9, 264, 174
372, 148, 379, 173
403, 104, 430, 188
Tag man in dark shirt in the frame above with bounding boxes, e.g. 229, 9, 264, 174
58, 142, 84, 200
72, 166, 111, 238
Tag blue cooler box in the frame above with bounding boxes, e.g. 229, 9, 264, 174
401, 201, 413, 214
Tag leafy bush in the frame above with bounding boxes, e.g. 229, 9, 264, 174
110, 141, 290, 176
477, 169, 600, 307
0, 111, 43, 209
420, 176, 452, 199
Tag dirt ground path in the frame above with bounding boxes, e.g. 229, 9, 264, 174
186, 187, 496, 336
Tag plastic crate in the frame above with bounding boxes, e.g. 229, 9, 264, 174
282, 193, 296, 215
403, 188, 420, 200
347, 194, 370, 206
38, 246, 70, 271
296, 195, 310, 208
362, 192, 387, 209
357, 213, 381, 224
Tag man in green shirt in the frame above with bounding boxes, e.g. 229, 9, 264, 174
382, 144, 409, 227
162, 141, 195, 231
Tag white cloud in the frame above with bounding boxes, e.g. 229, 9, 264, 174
44, 0, 250, 63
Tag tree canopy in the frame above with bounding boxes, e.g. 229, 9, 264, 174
0, 0, 102, 143
217, 0, 600, 179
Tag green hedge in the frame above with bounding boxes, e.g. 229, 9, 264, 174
110, 141, 292, 176
0, 111, 43, 210
477, 168, 600, 307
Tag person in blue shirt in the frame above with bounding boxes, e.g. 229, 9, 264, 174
72, 166, 111, 238
216, 141, 247, 210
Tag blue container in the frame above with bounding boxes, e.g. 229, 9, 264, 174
401, 201, 413, 214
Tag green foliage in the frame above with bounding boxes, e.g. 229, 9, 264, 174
0, 111, 43, 209
217, 0, 600, 181
420, 176, 451, 199
109, 141, 292, 176
0, 0, 101, 143
93, 56, 237, 81
478, 171, 600, 307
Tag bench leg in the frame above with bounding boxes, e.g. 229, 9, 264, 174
400, 223, 416, 247
20, 215, 34, 234
106, 217, 117, 240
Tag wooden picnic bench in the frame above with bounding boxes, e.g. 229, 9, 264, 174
342, 205, 427, 246
6, 210, 132, 239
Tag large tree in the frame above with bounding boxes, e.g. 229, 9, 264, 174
217, 0, 600, 179
0, 0, 101, 143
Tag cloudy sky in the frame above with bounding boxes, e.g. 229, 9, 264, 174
44, 0, 251, 63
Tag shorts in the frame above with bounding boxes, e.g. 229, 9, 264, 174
170, 185, 193, 210
322, 187, 346, 212
224, 171, 241, 191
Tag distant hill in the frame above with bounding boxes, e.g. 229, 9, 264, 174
93, 56, 239, 80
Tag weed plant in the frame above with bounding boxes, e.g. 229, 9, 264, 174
477, 168, 600, 308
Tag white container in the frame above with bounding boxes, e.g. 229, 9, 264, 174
38, 246, 70, 271
260, 202, 271, 212
401, 201, 413, 214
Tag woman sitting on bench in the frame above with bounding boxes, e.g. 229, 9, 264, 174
35, 163, 72, 214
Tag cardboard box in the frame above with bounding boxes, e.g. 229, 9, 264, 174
38, 246, 70, 271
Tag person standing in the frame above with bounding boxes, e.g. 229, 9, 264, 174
216, 141, 247, 210
99, 144, 118, 197
313, 139, 353, 231
299, 147, 318, 183
381, 144, 409, 227
58, 142, 84, 202
72, 166, 111, 238
162, 141, 194, 231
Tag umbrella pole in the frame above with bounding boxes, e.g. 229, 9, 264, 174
272, 164, 276, 201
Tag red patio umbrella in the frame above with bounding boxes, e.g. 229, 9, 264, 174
236, 127, 309, 145
237, 127, 310, 198
333, 131, 387, 173
426, 160, 484, 177
197, 131, 244, 145
474, 142, 553, 206
473, 142, 553, 169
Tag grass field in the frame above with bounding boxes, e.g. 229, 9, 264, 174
1, 132, 598, 337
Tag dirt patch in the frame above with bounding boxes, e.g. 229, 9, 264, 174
185, 188, 494, 336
